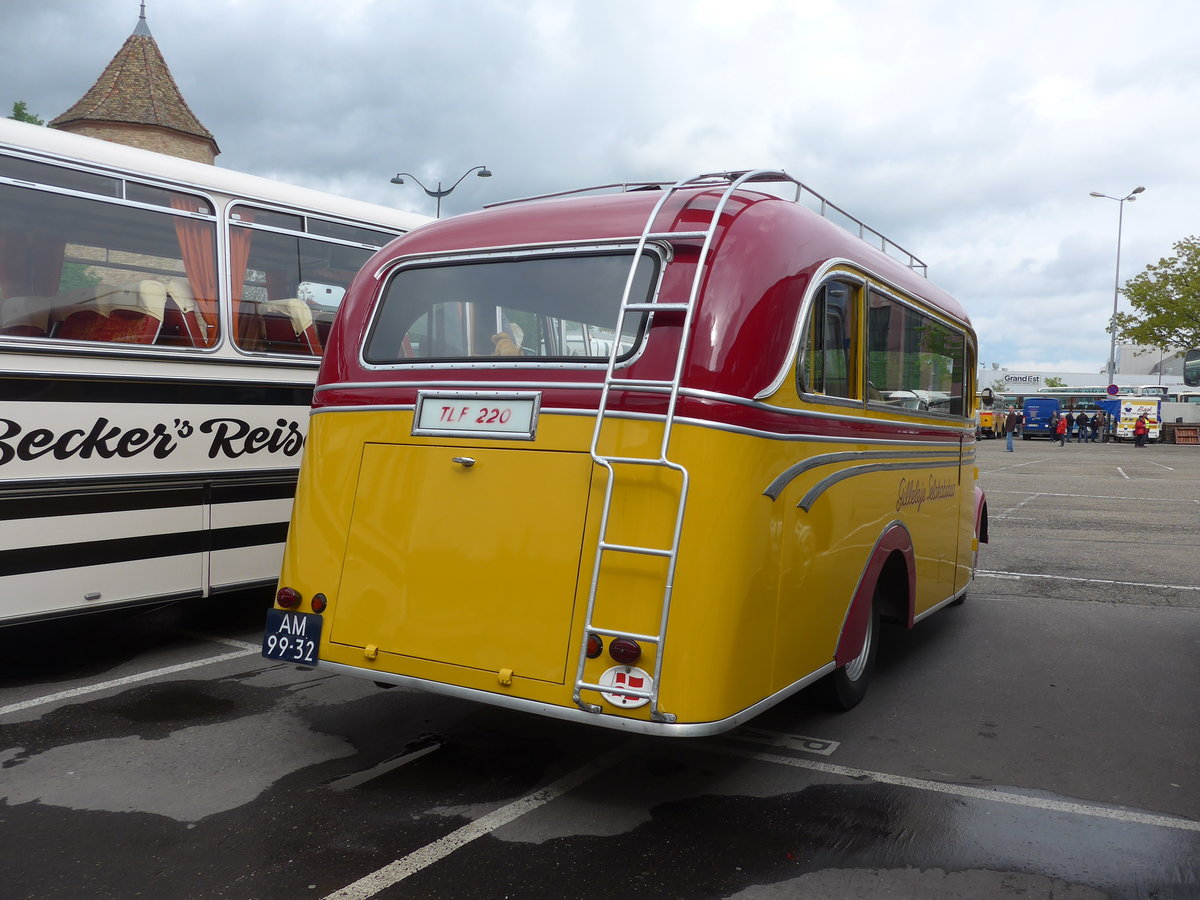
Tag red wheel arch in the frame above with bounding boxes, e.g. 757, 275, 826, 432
975, 486, 989, 546
834, 523, 916, 666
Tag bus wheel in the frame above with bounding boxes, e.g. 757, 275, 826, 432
817, 592, 880, 711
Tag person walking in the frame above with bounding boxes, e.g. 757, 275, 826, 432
1054, 412, 1067, 447
1134, 413, 1149, 447
1004, 405, 1019, 451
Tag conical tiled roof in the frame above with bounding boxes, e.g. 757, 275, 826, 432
50, 9, 219, 154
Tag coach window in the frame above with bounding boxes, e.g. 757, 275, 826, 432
798, 279, 858, 400
0, 178, 218, 348
229, 206, 389, 357
867, 290, 966, 416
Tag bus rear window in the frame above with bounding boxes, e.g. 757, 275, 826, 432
364, 252, 655, 363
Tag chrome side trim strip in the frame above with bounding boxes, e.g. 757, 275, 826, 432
310, 403, 967, 449
763, 450, 962, 500
316, 658, 836, 738
316, 379, 971, 436
796, 458, 962, 511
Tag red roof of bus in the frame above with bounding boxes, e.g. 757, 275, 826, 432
323, 185, 969, 401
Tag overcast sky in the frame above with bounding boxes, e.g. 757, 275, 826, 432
4, 0, 1197, 374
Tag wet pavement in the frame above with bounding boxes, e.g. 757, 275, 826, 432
1, 440, 1198, 899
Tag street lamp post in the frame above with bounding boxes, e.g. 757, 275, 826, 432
390, 166, 492, 217
1089, 185, 1145, 388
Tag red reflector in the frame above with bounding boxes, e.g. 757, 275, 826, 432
586, 633, 603, 659
311, 593, 328, 614
609, 638, 641, 664
276, 587, 301, 609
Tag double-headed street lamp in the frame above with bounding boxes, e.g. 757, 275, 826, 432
390, 165, 492, 218
1089, 185, 1145, 388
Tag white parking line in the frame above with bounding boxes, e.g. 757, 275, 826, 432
984, 457, 1052, 473
705, 744, 1200, 833
996, 492, 1044, 518
173, 630, 261, 653
985, 489, 1199, 504
977, 569, 1200, 592
0, 647, 260, 717
323, 745, 630, 899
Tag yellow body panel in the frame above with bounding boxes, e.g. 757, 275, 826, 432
332, 442, 593, 683
281, 398, 977, 730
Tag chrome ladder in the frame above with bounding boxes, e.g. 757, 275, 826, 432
571, 170, 795, 722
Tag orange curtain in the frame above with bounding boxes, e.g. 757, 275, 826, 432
171, 199, 219, 347
228, 220, 254, 346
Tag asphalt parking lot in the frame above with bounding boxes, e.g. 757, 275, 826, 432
1, 436, 1197, 899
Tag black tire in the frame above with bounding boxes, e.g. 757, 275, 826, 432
816, 592, 880, 711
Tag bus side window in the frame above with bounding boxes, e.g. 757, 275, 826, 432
868, 289, 966, 416
0, 180, 218, 347
798, 280, 858, 400
230, 210, 378, 357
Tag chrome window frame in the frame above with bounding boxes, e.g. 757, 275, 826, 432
359, 240, 666, 373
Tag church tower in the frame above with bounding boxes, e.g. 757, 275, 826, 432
50, 3, 219, 164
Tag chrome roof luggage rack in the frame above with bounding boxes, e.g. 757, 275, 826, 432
486, 170, 928, 275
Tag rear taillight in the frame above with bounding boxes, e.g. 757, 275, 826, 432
586, 633, 604, 659
311, 593, 328, 614
276, 587, 301, 609
609, 638, 641, 664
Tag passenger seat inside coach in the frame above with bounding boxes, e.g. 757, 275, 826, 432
0, 278, 211, 348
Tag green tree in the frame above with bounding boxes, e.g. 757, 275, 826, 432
8, 101, 44, 125
1044, 376, 1067, 387
1114, 236, 1200, 351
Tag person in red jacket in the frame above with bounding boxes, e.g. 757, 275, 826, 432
1134, 413, 1149, 447
1055, 412, 1068, 446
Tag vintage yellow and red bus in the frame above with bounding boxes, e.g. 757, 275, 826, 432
264, 170, 988, 736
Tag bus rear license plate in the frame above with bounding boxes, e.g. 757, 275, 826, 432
412, 390, 540, 440
262, 608, 322, 665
